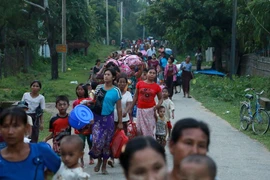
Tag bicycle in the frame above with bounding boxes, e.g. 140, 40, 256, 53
240, 88, 270, 135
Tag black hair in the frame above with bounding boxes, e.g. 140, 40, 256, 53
91, 81, 98, 90
0, 107, 27, 126
60, 135, 84, 151
95, 59, 101, 65
75, 83, 89, 98
162, 87, 169, 91
158, 105, 165, 112
56, 95, 69, 105
147, 67, 157, 74
137, 52, 142, 57
104, 68, 117, 80
105, 61, 116, 69
30, 80, 42, 89
119, 136, 166, 177
171, 118, 210, 150
117, 73, 128, 83
169, 56, 174, 63
181, 154, 217, 179
147, 56, 152, 60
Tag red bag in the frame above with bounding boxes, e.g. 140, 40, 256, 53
110, 130, 129, 158
127, 120, 137, 140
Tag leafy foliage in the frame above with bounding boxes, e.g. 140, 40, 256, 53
192, 74, 270, 104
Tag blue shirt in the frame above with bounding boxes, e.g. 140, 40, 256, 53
181, 61, 192, 72
160, 57, 168, 69
97, 85, 122, 116
0, 142, 61, 180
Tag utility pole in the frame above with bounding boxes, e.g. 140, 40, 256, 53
62, 0, 67, 72
143, 9, 146, 40
230, 0, 237, 79
106, 0, 109, 45
120, 1, 123, 43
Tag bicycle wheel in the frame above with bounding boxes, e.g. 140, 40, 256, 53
240, 104, 250, 130
252, 109, 270, 135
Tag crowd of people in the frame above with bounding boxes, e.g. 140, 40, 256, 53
0, 40, 218, 180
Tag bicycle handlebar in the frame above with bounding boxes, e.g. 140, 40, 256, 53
244, 88, 264, 95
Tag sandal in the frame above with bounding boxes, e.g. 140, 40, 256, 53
94, 162, 102, 172
108, 159, 114, 168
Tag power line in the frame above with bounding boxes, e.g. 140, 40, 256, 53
244, 0, 270, 35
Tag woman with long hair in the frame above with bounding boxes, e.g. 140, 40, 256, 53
130, 67, 163, 137
89, 68, 123, 175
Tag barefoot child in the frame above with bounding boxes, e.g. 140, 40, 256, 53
155, 106, 168, 147
161, 87, 175, 140
53, 135, 90, 179
179, 154, 217, 180
44, 95, 71, 155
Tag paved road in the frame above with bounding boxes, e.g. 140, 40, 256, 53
46, 93, 270, 180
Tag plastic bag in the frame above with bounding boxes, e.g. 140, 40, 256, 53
127, 121, 137, 140
110, 130, 128, 158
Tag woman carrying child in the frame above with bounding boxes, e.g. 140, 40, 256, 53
89, 68, 123, 175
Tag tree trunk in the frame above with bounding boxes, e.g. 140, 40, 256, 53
214, 46, 223, 72
46, 9, 58, 80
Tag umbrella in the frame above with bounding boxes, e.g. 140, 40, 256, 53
119, 63, 133, 76
124, 55, 142, 66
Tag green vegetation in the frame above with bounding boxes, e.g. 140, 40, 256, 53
140, 0, 270, 71
191, 74, 270, 150
0, 44, 116, 102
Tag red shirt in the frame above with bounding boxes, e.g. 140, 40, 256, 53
136, 81, 161, 109
49, 114, 71, 139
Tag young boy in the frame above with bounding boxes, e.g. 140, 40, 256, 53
44, 95, 71, 155
155, 106, 168, 147
161, 87, 175, 140
179, 154, 217, 180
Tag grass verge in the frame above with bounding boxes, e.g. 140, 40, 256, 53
0, 43, 117, 142
191, 74, 270, 150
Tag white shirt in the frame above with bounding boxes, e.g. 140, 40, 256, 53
21, 92, 45, 113
114, 91, 133, 122
146, 48, 156, 57
53, 162, 90, 180
162, 98, 175, 121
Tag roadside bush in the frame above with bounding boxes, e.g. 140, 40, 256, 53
192, 74, 270, 105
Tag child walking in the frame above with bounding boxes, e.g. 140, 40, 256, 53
155, 106, 168, 147
44, 95, 71, 155
17, 101, 33, 143
161, 87, 175, 140
53, 135, 91, 179
73, 83, 94, 166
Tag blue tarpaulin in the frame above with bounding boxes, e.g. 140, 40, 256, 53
194, 69, 226, 77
